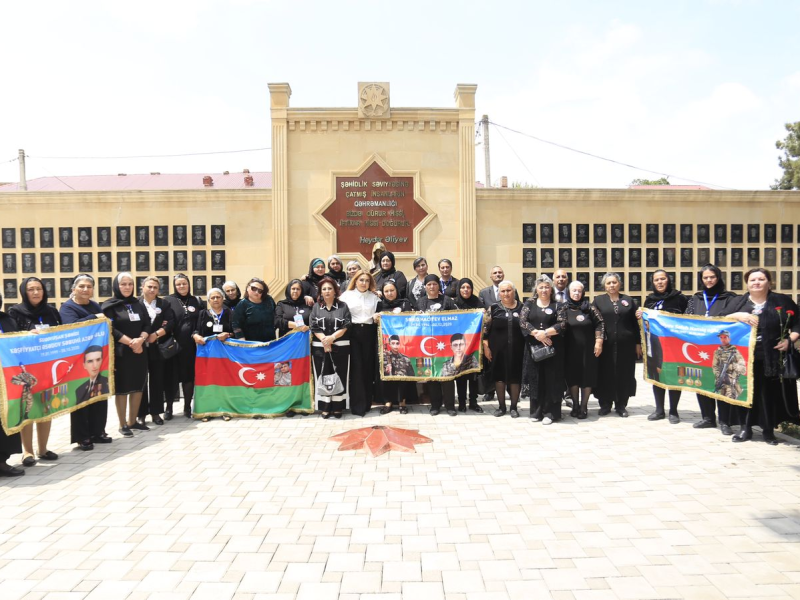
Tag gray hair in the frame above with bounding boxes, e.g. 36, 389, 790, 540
601, 272, 622, 288
222, 280, 238, 291
71, 273, 95, 291
116, 272, 134, 284
497, 279, 515, 291
568, 280, 584, 292
532, 274, 554, 299
207, 287, 225, 299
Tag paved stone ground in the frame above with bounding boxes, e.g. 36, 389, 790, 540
2, 364, 800, 600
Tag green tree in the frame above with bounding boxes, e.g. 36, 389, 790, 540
630, 177, 670, 186
772, 121, 800, 190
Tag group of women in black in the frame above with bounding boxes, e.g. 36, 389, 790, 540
2, 257, 798, 476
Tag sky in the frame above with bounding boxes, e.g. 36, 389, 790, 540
1, 0, 798, 190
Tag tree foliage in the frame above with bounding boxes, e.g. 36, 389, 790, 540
772, 121, 800, 190
630, 177, 670, 186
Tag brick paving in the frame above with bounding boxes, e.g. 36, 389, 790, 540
1, 364, 799, 600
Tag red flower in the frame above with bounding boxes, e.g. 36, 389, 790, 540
788, 310, 796, 317
776, 306, 783, 312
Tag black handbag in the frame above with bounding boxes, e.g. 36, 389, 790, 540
782, 346, 799, 379
157, 336, 181, 360
530, 342, 555, 362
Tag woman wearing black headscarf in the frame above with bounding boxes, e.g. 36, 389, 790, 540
685, 264, 738, 433
637, 270, 688, 424
563, 280, 605, 419
0, 292, 23, 477
233, 277, 276, 342
222, 280, 242, 310
102, 272, 152, 437
274, 279, 311, 338
453, 278, 485, 413
374, 251, 408, 299
302, 258, 327, 304
61, 274, 111, 450
8, 277, 62, 466
326, 255, 347, 290
165, 274, 203, 419
377, 280, 415, 414
724, 268, 800, 444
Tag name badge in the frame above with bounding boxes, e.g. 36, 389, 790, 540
393, 307, 402, 313
155, 308, 162, 314
34, 324, 50, 331
212, 324, 224, 333
576, 315, 585, 322
188, 306, 196, 313
621, 300, 629, 306
545, 308, 553, 315
129, 313, 141, 322
293, 314, 305, 326
206, 321, 213, 328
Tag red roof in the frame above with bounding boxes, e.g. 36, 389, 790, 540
628, 185, 711, 190
0, 171, 272, 192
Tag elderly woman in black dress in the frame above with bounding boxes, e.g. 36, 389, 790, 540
311, 276, 351, 419
137, 276, 176, 427
454, 277, 485, 413
724, 268, 800, 444
636, 270, 688, 424
166, 274, 203, 418
592, 272, 641, 417
222, 280, 242, 310
102, 273, 152, 437
374, 251, 408, 298
563, 280, 604, 419
520, 275, 568, 424
685, 264, 739, 433
483, 280, 525, 417
325, 255, 347, 290
274, 279, 311, 338
377, 280, 415, 414
8, 277, 63, 465
0, 292, 23, 477
417, 274, 458, 416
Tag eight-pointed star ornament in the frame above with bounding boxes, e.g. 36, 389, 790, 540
329, 425, 432, 457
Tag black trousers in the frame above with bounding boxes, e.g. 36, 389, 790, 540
348, 324, 376, 416
426, 381, 455, 411
456, 374, 478, 404
139, 357, 167, 418
697, 393, 737, 425
70, 400, 108, 443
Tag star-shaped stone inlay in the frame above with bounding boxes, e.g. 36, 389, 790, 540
329, 425, 432, 457
360, 83, 388, 117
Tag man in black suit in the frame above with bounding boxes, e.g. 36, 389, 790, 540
75, 346, 109, 404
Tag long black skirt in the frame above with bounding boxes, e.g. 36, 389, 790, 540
347, 324, 376, 416
0, 427, 21, 462
742, 361, 800, 431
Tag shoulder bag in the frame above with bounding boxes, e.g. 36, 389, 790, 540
317, 352, 344, 396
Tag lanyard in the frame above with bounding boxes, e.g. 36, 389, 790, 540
653, 300, 664, 310
125, 304, 134, 315
702, 291, 719, 317
38, 317, 44, 325
210, 308, 224, 323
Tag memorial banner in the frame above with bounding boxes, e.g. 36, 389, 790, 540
194, 330, 313, 418
0, 320, 114, 435
377, 309, 484, 382
640, 309, 755, 407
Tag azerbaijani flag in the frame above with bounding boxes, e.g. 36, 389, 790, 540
640, 309, 755, 407
378, 309, 484, 381
194, 330, 312, 417
0, 320, 113, 434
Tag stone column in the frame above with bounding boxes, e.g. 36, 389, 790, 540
455, 84, 484, 289
268, 83, 291, 293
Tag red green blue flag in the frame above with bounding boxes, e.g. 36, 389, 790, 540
378, 309, 484, 381
0, 320, 114, 435
194, 330, 312, 417
640, 309, 755, 407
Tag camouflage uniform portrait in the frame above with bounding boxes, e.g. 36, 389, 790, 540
440, 333, 479, 377
384, 335, 415, 376
713, 329, 746, 400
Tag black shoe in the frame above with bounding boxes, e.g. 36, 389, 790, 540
578, 411, 588, 420
484, 391, 495, 401
469, 403, 484, 413
493, 408, 506, 417
130, 422, 150, 431
648, 411, 666, 421
732, 428, 752, 443
152, 415, 164, 426
458, 405, 467, 413
119, 426, 134, 438
720, 424, 733, 436
91, 434, 112, 444
510, 409, 520, 418
616, 409, 628, 418
598, 407, 611, 416
77, 440, 94, 451
285, 411, 295, 418
164, 410, 173, 421
399, 406, 408, 414
380, 406, 393, 415
693, 418, 716, 429
447, 410, 458, 417
429, 408, 440, 416
0, 464, 25, 477
570, 407, 579, 418
668, 414, 680, 424
332, 412, 343, 419
22, 455, 36, 467
320, 412, 330, 419
184, 410, 192, 419
763, 432, 779, 445
37, 451, 58, 461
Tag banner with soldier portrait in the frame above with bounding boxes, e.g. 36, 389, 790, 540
377, 309, 484, 382
640, 309, 755, 408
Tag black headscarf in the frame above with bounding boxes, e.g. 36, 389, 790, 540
283, 279, 306, 307
697, 264, 726, 297
223, 281, 242, 309
14, 277, 51, 321
646, 272, 684, 304
326, 256, 346, 285
169, 273, 203, 313
566, 284, 592, 313
101, 273, 137, 311
379, 251, 397, 276
454, 278, 484, 309
378, 281, 408, 312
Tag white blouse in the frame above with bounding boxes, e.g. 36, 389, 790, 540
340, 289, 379, 324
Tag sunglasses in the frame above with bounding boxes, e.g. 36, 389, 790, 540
249, 286, 264, 294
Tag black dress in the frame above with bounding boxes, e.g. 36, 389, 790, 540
138, 297, 177, 418
564, 300, 605, 388
0, 311, 22, 462
165, 289, 203, 386
592, 294, 639, 411
416, 294, 457, 412
377, 297, 416, 406
453, 285, 485, 407
274, 280, 311, 338
102, 291, 152, 395
194, 306, 234, 338
485, 301, 525, 384
722, 292, 800, 435
310, 301, 351, 412
60, 298, 108, 443
520, 300, 568, 420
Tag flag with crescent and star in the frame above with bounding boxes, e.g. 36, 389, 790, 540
194, 330, 312, 417
377, 309, 485, 382
640, 309, 755, 408
0, 319, 114, 435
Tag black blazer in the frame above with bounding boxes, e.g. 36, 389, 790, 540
75, 374, 110, 404
479, 286, 520, 307
140, 297, 177, 360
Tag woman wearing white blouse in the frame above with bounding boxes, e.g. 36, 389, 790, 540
340, 270, 380, 416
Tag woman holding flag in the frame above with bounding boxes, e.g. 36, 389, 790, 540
0, 291, 24, 477
686, 264, 738, 433
377, 279, 415, 414
725, 268, 800, 445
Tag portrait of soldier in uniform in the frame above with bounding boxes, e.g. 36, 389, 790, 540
384, 335, 415, 376
559, 224, 571, 244
274, 362, 292, 386
522, 224, 536, 244
440, 333, 478, 377
713, 330, 745, 400
78, 228, 92, 247
576, 224, 589, 244
540, 224, 553, 244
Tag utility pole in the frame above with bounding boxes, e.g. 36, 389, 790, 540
18, 149, 27, 191
481, 115, 491, 188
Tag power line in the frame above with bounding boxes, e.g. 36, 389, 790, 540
2, 156, 17, 163
488, 120, 737, 190
28, 147, 271, 160
492, 125, 541, 187
35, 162, 76, 191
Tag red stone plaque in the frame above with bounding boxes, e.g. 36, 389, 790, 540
321, 161, 429, 259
